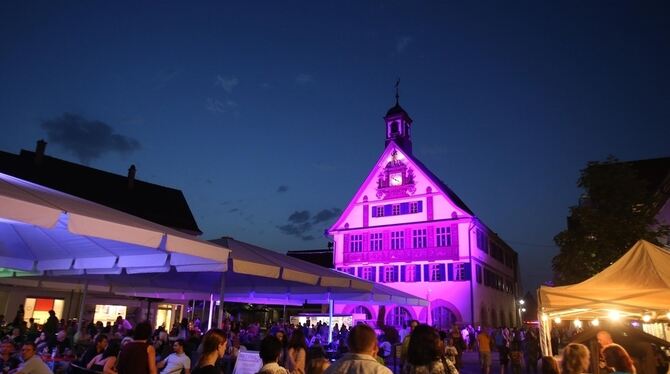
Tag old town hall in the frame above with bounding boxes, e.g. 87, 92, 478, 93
328, 98, 520, 329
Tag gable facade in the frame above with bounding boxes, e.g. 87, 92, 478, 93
328, 103, 519, 329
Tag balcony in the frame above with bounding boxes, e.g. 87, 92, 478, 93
343, 246, 459, 264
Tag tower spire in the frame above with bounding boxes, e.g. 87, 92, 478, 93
395, 78, 400, 105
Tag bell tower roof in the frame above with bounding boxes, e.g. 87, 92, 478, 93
384, 81, 413, 154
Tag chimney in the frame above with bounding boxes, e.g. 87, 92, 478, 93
35, 139, 47, 165
127, 164, 136, 190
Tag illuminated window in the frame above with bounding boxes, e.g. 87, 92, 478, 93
392, 204, 400, 215
391, 231, 404, 250
386, 306, 412, 327
93, 304, 128, 325
354, 305, 372, 320
370, 233, 383, 251
436, 227, 451, 247
431, 307, 457, 330
412, 229, 426, 248
350, 235, 363, 252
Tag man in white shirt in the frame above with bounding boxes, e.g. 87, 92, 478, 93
12, 342, 52, 374
157, 339, 191, 374
324, 324, 391, 374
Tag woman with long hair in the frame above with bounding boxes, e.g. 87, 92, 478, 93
192, 329, 228, 374
402, 324, 458, 374
603, 344, 636, 374
561, 343, 590, 374
87, 341, 120, 374
274, 330, 288, 367
117, 321, 157, 374
286, 329, 307, 374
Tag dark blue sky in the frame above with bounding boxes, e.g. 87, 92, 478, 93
1, 1, 668, 292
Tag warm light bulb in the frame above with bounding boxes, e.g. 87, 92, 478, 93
574, 319, 582, 328
519, 299, 525, 305
592, 318, 600, 326
666, 312, 670, 320
554, 317, 561, 324
609, 310, 621, 321
642, 315, 651, 323
541, 314, 548, 321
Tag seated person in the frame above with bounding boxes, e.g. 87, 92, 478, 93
157, 339, 191, 374
257, 335, 289, 374
0, 342, 21, 372
87, 341, 120, 374
77, 334, 108, 367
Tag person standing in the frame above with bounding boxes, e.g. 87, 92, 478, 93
257, 336, 290, 374
191, 329, 227, 374
477, 329, 492, 374
287, 329, 307, 374
561, 343, 590, 374
401, 324, 458, 374
117, 321, 157, 374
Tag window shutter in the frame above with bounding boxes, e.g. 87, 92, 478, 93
376, 266, 381, 282
440, 264, 447, 281
393, 266, 399, 282
464, 263, 472, 280
344, 234, 350, 252
418, 201, 423, 212
447, 263, 454, 281
357, 267, 363, 277
400, 265, 406, 282
427, 226, 434, 247
372, 206, 378, 217
400, 202, 409, 214
451, 224, 459, 248
423, 264, 430, 281
384, 204, 392, 216
415, 265, 421, 282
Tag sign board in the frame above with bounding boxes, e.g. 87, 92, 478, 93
232, 350, 262, 374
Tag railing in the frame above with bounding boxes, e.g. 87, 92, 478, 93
343, 246, 458, 264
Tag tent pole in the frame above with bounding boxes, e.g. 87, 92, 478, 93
207, 294, 214, 331
190, 299, 195, 321
217, 273, 225, 328
76, 280, 88, 334
327, 292, 333, 345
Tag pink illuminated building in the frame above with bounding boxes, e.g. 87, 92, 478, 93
328, 101, 520, 329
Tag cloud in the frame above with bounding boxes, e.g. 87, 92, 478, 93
215, 75, 239, 93
277, 185, 289, 193
295, 73, 314, 85
396, 36, 413, 53
312, 208, 342, 224
206, 98, 238, 114
288, 210, 310, 223
277, 208, 342, 241
41, 113, 141, 164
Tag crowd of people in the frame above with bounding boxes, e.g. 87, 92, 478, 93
1, 305, 668, 374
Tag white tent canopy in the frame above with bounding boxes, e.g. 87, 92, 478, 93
537, 240, 670, 355
0, 172, 230, 274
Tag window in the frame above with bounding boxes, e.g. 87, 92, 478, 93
386, 306, 412, 327
392, 204, 401, 215
430, 264, 442, 281
337, 267, 355, 275
360, 267, 375, 281
454, 263, 467, 281
476, 265, 482, 284
350, 234, 363, 252
410, 202, 419, 213
412, 229, 427, 248
436, 227, 451, 247
404, 265, 419, 282
353, 306, 372, 320
375, 206, 384, 217
382, 266, 397, 283
391, 231, 404, 250
370, 233, 383, 251
431, 306, 457, 330
476, 229, 488, 253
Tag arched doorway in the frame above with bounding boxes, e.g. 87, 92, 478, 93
353, 305, 373, 321
386, 306, 412, 327
431, 306, 457, 330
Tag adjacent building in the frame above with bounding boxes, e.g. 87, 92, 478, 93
328, 101, 520, 329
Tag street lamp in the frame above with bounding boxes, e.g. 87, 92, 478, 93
517, 299, 526, 326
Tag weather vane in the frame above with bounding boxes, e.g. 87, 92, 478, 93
395, 78, 400, 105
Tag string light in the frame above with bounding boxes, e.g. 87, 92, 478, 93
554, 317, 561, 324
666, 312, 670, 320
541, 314, 548, 321
642, 315, 651, 323
574, 319, 582, 328
592, 318, 600, 326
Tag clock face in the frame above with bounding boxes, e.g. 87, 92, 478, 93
389, 173, 402, 186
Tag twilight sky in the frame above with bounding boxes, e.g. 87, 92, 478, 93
1, 1, 668, 292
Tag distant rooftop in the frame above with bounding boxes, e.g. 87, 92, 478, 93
0, 141, 201, 235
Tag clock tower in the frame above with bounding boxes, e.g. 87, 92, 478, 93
384, 100, 413, 155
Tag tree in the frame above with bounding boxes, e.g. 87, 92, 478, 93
552, 157, 670, 285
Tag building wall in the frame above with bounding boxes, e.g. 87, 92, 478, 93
330, 145, 518, 328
